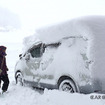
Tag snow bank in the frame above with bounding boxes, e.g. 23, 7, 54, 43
0, 84, 104, 105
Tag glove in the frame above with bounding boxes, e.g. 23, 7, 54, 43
0, 69, 2, 74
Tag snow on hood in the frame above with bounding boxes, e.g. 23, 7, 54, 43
22, 34, 41, 53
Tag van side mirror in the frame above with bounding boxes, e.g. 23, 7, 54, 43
19, 54, 22, 59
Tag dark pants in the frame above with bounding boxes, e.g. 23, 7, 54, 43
0, 75, 9, 91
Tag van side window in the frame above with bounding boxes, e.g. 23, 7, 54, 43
30, 44, 42, 58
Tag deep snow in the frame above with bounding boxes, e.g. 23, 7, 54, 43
1, 83, 105, 105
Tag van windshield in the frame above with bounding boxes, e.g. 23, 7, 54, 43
30, 43, 43, 58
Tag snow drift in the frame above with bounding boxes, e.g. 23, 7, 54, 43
0, 84, 104, 105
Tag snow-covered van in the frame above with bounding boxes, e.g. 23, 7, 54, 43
15, 16, 105, 94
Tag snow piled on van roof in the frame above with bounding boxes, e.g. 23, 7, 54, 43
36, 15, 105, 43
24, 15, 105, 46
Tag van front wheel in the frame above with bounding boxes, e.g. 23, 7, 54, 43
59, 79, 77, 93
16, 72, 24, 86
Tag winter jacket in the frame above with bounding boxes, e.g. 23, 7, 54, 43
0, 46, 8, 76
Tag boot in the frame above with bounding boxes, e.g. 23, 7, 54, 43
2, 90, 7, 94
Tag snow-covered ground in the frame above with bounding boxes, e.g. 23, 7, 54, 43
0, 36, 105, 105
1, 84, 105, 105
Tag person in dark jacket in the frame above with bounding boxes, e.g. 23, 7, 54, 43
0, 46, 9, 93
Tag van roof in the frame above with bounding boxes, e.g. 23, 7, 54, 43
36, 15, 105, 43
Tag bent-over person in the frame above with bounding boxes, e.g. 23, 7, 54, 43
0, 46, 9, 94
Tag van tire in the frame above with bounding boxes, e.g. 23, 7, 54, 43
16, 72, 24, 86
58, 78, 77, 93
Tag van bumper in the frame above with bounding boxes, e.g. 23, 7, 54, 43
79, 80, 102, 94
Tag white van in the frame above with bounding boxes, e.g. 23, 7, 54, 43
15, 16, 105, 93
